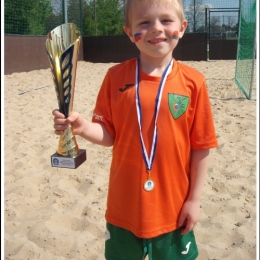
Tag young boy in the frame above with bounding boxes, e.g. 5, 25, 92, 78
52, 0, 218, 259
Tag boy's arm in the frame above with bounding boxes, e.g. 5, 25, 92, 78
79, 118, 114, 147
53, 110, 114, 147
178, 149, 209, 235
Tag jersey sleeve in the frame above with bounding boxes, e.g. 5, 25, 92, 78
190, 79, 218, 150
92, 69, 116, 138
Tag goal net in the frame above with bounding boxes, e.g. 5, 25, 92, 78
235, 0, 256, 100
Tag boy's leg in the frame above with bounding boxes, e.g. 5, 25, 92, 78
147, 228, 198, 260
105, 222, 147, 260
105, 223, 198, 260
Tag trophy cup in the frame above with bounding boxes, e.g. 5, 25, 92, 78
46, 23, 86, 169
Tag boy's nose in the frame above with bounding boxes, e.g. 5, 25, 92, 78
150, 20, 163, 33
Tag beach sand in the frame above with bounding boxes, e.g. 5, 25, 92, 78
4, 60, 257, 259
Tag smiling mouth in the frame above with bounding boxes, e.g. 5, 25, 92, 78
149, 39, 166, 43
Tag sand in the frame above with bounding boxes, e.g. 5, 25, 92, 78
4, 60, 257, 260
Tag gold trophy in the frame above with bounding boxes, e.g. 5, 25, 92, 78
46, 23, 86, 169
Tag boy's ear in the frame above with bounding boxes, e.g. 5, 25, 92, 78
179, 20, 188, 39
124, 26, 135, 43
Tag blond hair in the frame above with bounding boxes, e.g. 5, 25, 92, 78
124, 0, 185, 27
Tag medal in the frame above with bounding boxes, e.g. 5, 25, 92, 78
144, 180, 155, 191
143, 170, 155, 191
135, 57, 173, 191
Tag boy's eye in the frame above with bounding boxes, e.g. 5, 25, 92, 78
140, 21, 149, 25
162, 19, 172, 23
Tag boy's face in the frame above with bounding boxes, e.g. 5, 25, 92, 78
124, 2, 187, 59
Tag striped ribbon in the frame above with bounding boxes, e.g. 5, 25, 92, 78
135, 57, 173, 170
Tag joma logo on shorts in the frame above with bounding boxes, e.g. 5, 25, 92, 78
181, 242, 191, 255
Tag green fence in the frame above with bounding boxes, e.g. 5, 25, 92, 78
5, 0, 240, 36
235, 0, 256, 100
4, 0, 125, 36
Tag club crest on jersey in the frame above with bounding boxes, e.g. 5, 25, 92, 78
168, 94, 189, 119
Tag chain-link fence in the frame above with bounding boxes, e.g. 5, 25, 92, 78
235, 0, 256, 100
4, 0, 125, 36
4, 0, 240, 36
183, 0, 239, 34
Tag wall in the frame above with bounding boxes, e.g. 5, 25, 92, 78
209, 39, 238, 60
83, 33, 208, 62
4, 33, 207, 75
4, 35, 84, 75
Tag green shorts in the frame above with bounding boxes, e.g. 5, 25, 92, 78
105, 222, 198, 260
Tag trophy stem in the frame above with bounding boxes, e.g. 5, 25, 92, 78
57, 126, 79, 157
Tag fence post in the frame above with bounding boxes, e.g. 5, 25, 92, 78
62, 0, 68, 24
249, 28, 256, 99
94, 0, 97, 36
193, 0, 196, 32
205, 8, 208, 35
79, 0, 83, 33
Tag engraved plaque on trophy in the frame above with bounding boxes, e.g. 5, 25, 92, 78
46, 23, 86, 169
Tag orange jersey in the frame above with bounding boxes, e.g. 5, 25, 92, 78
92, 58, 218, 238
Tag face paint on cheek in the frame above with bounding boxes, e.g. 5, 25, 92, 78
134, 32, 142, 42
172, 31, 179, 40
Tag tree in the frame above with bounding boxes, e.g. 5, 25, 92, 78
4, 0, 53, 35
28, 0, 53, 35
45, 12, 63, 34
4, 0, 125, 36
83, 0, 124, 36
5, 0, 33, 34
185, 0, 210, 32
82, 1, 96, 35
67, 0, 82, 31
209, 16, 221, 36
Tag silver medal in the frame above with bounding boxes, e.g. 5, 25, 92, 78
144, 179, 155, 191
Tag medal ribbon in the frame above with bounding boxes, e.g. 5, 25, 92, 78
135, 57, 173, 171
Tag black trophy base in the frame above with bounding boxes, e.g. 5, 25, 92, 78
51, 149, 87, 169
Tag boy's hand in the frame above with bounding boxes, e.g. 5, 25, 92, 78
52, 109, 68, 135
178, 199, 200, 235
52, 109, 85, 136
